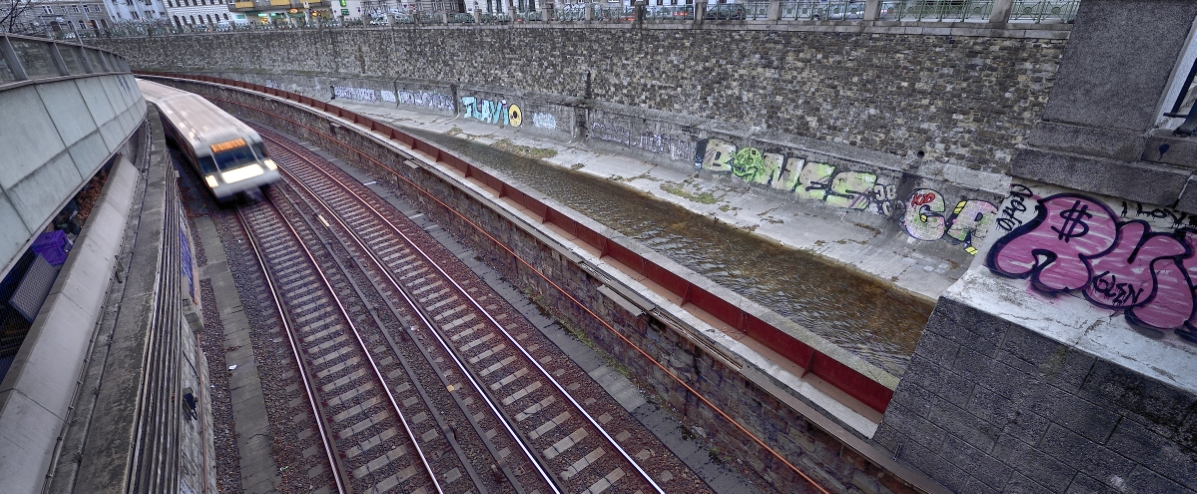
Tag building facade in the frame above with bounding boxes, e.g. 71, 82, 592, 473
165, 0, 235, 27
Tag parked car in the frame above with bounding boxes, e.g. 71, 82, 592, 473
704, 4, 746, 20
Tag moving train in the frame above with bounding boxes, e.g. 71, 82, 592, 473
137, 79, 280, 200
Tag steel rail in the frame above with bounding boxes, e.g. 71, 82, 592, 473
265, 137, 561, 494
243, 200, 447, 494
269, 178, 493, 494
235, 206, 348, 494
264, 134, 665, 494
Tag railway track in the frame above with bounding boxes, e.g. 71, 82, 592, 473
250, 126, 680, 494
237, 196, 451, 494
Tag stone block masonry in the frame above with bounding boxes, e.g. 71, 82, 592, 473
95, 26, 1064, 175
876, 295, 1197, 494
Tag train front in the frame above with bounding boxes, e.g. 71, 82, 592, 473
203, 137, 281, 200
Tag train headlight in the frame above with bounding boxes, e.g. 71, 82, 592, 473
205, 175, 219, 188
263, 159, 278, 171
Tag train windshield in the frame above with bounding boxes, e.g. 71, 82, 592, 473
214, 145, 258, 171
210, 138, 260, 171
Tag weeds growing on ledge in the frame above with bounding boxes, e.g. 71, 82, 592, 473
493, 139, 558, 160
661, 181, 718, 204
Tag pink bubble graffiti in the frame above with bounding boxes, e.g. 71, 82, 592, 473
988, 195, 1118, 292
987, 194, 1197, 332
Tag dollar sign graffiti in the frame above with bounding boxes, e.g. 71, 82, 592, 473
1052, 200, 1092, 242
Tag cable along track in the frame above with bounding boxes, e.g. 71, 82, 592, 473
260, 128, 666, 494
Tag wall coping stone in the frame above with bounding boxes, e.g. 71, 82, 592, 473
266, 19, 1073, 39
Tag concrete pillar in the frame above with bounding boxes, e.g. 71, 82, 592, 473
989, 0, 1013, 23
442, 11, 450, 22
505, 0, 514, 13
693, 1, 705, 25
473, 8, 482, 22
585, 2, 594, 21
766, 0, 780, 20
863, 0, 879, 20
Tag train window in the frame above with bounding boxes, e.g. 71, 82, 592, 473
252, 142, 269, 159
214, 146, 257, 171
197, 156, 218, 174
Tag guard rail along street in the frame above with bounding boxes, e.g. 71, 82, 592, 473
27, 0, 1076, 39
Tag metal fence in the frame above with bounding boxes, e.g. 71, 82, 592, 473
878, 0, 1077, 22
0, 33, 130, 86
40, 0, 1078, 40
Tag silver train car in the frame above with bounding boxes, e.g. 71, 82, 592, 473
137, 79, 280, 200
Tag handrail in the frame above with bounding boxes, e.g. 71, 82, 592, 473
64, 0, 1078, 38
0, 33, 131, 88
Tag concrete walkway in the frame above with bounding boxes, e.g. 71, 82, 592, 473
331, 100, 959, 303
195, 216, 282, 494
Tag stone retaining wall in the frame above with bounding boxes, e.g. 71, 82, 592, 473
94, 26, 1065, 175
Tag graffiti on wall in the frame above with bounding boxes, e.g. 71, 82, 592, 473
694, 138, 998, 254
462, 96, 522, 126
399, 90, 455, 111
333, 86, 378, 102
591, 121, 694, 161
986, 184, 1197, 338
381, 90, 396, 103
903, 189, 998, 255
532, 112, 558, 130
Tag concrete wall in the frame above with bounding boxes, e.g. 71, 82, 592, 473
0, 72, 146, 278
873, 2, 1197, 492
0, 155, 142, 493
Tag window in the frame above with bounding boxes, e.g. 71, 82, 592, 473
145, 9, 154, 17
131, 10, 139, 17
70, 5, 80, 12
207, 13, 213, 23
223, 12, 228, 19
42, 5, 53, 13
144, 0, 152, 6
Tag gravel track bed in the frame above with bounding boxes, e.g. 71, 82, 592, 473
198, 280, 242, 494
264, 186, 483, 492
238, 201, 421, 492
214, 207, 342, 493
277, 176, 544, 493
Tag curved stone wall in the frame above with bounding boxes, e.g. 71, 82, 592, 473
94, 25, 1065, 174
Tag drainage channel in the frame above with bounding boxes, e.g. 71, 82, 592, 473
399, 127, 932, 377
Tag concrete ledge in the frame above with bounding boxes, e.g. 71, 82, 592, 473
234, 19, 1074, 38
0, 154, 140, 493
1010, 148, 1191, 206
1027, 121, 1147, 163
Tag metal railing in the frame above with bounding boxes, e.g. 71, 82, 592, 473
645, 5, 695, 21
553, 6, 589, 21
0, 33, 130, 86
878, 0, 1076, 22
1008, 0, 1078, 22
65, 0, 1078, 39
